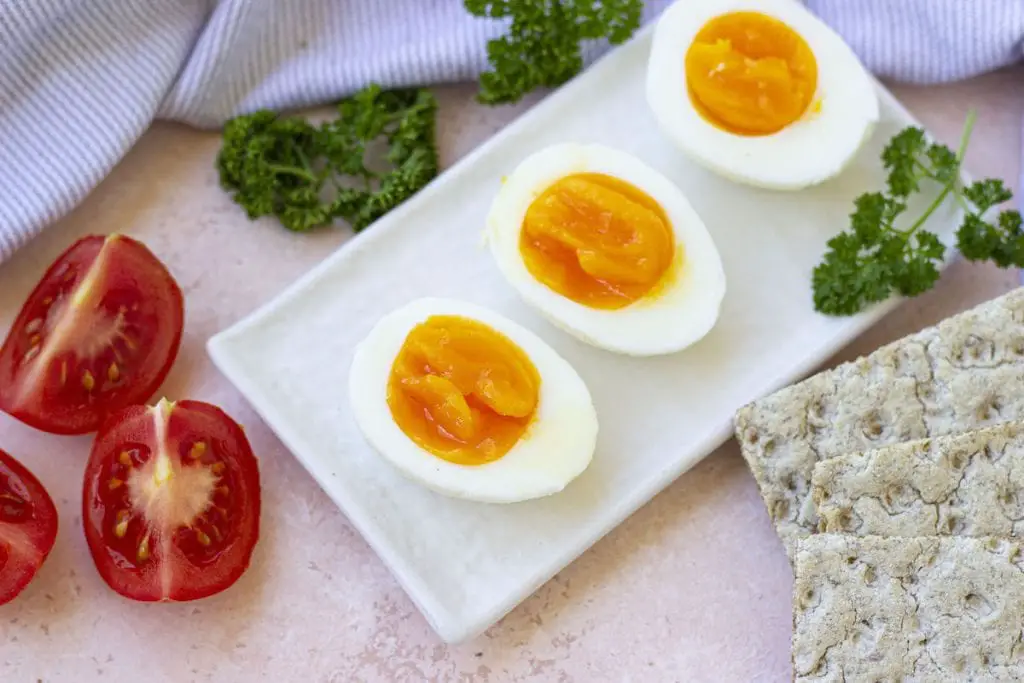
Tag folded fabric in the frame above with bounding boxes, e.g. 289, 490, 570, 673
0, 0, 1022, 263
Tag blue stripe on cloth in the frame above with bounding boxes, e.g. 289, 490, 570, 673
0, 0, 1022, 263
0, 0, 207, 260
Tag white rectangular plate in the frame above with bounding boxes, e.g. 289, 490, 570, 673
207, 22, 960, 643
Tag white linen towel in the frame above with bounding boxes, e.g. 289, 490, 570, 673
0, 0, 1021, 263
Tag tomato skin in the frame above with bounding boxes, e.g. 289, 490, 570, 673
0, 234, 184, 435
0, 449, 58, 605
83, 400, 261, 602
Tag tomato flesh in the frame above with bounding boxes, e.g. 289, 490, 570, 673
83, 399, 260, 601
0, 234, 184, 434
0, 449, 58, 605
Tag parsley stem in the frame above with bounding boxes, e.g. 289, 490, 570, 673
903, 184, 955, 236
901, 110, 977, 237
955, 109, 977, 164
266, 164, 317, 182
914, 160, 938, 181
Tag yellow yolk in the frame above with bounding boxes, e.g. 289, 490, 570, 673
387, 315, 540, 466
519, 173, 676, 310
685, 11, 818, 135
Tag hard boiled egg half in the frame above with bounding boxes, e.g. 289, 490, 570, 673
485, 143, 726, 356
646, 0, 879, 190
349, 298, 597, 504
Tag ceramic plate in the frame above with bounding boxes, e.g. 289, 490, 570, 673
207, 18, 962, 643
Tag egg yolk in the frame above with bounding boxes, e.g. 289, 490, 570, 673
519, 173, 676, 310
685, 11, 818, 135
387, 315, 540, 466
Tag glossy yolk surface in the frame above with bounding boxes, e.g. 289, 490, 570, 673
519, 173, 676, 309
685, 11, 818, 135
387, 315, 540, 466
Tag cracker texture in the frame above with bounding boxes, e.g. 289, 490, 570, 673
735, 288, 1024, 556
813, 422, 1024, 538
793, 534, 1024, 682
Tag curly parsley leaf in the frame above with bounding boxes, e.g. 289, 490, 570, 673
962, 179, 1014, 213
217, 113, 330, 231
216, 85, 439, 233
812, 194, 945, 316
881, 127, 927, 197
813, 109, 1024, 317
956, 178, 1022, 267
958, 206, 1024, 268
926, 144, 958, 183
465, 0, 643, 104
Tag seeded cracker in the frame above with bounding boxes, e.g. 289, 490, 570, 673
734, 288, 1024, 558
812, 422, 1024, 538
793, 534, 1024, 682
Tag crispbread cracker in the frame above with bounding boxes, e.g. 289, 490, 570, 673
812, 422, 1024, 538
793, 534, 1024, 682
734, 288, 1024, 557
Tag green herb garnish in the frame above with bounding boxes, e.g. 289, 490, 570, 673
812, 111, 1024, 316
217, 85, 439, 233
465, 0, 643, 105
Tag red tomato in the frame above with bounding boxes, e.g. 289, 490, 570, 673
0, 449, 58, 605
0, 234, 184, 435
83, 399, 260, 601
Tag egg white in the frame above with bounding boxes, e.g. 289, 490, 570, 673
646, 0, 879, 190
485, 143, 726, 356
348, 297, 598, 504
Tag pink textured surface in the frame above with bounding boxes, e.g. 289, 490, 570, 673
0, 71, 1022, 682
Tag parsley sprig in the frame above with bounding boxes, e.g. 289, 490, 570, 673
217, 85, 439, 233
813, 111, 1024, 316
465, 0, 643, 104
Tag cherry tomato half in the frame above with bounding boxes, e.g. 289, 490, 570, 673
0, 234, 184, 435
83, 399, 261, 602
0, 449, 58, 605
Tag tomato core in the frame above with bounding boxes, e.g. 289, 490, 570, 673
685, 11, 818, 135
387, 316, 540, 465
519, 173, 677, 309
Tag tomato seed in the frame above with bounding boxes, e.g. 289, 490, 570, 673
118, 451, 133, 467
210, 462, 226, 476
113, 511, 130, 538
108, 478, 123, 491
196, 530, 211, 546
0, 492, 29, 523
107, 363, 120, 383
137, 535, 151, 562
189, 442, 207, 460
59, 361, 68, 385
216, 486, 230, 498
22, 346, 39, 364
81, 370, 95, 391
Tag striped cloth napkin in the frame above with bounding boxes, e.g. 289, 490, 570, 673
0, 0, 1021, 263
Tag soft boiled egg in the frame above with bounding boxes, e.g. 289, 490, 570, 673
646, 0, 879, 190
349, 297, 598, 504
484, 142, 726, 356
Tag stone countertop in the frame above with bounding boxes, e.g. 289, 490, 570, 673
0, 67, 1022, 682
